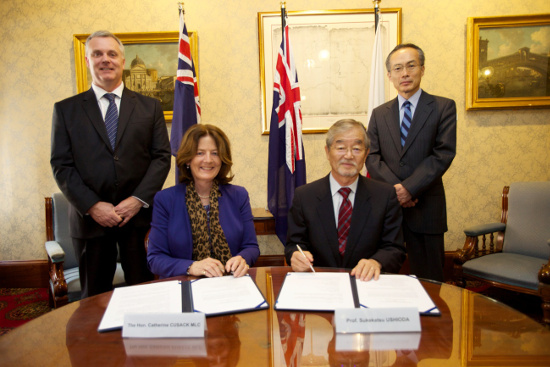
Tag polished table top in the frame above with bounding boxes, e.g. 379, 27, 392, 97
1, 267, 549, 367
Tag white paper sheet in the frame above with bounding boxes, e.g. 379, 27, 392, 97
355, 275, 439, 315
190, 275, 267, 315
98, 280, 183, 331
275, 272, 356, 311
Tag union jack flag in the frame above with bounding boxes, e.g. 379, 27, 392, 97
268, 11, 306, 244
171, 8, 200, 158
278, 313, 305, 367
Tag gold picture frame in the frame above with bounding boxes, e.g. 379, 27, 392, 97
258, 8, 401, 134
74, 31, 199, 122
466, 14, 550, 110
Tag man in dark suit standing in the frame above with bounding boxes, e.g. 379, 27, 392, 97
51, 31, 171, 297
366, 43, 457, 282
286, 119, 405, 281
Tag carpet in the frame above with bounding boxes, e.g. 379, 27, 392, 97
0, 288, 51, 336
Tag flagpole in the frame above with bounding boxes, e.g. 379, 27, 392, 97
373, 0, 381, 32
280, 2, 286, 28
178, 2, 184, 15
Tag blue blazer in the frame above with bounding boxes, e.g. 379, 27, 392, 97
147, 183, 260, 278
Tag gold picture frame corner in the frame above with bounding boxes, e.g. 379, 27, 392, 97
466, 14, 550, 111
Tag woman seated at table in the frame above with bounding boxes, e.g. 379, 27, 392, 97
147, 124, 259, 278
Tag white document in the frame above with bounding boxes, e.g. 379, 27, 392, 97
355, 275, 439, 315
190, 275, 267, 315
98, 280, 183, 332
275, 272, 356, 311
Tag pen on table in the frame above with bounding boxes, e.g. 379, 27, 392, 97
296, 245, 315, 273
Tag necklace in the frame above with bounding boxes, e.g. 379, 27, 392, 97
198, 194, 210, 199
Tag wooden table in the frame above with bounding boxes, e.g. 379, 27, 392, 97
1, 267, 549, 367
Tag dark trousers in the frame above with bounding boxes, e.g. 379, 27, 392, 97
402, 222, 445, 282
72, 225, 153, 298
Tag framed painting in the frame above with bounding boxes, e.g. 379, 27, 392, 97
466, 14, 550, 110
258, 8, 401, 134
73, 31, 199, 122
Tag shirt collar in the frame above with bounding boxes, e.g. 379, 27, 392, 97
91, 82, 124, 101
398, 88, 422, 109
329, 173, 359, 196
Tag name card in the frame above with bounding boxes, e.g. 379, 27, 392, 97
122, 313, 206, 338
334, 332, 421, 351
334, 307, 421, 333
123, 338, 207, 357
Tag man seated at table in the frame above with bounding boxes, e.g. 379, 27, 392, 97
285, 119, 406, 281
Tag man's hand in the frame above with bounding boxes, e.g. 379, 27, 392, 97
394, 184, 418, 207
114, 197, 143, 227
351, 259, 382, 281
88, 201, 123, 227
290, 249, 314, 272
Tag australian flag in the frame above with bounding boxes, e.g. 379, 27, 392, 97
171, 9, 201, 159
267, 13, 306, 245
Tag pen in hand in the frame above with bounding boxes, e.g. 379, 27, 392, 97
296, 245, 315, 273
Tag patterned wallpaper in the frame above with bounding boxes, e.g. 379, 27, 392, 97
0, 0, 548, 260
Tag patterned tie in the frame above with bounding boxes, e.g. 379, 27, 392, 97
401, 100, 412, 147
337, 187, 352, 256
104, 93, 118, 149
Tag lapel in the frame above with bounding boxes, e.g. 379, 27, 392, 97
342, 176, 372, 267
116, 87, 136, 149
383, 98, 402, 152
402, 91, 434, 155
315, 176, 342, 266
81, 88, 112, 150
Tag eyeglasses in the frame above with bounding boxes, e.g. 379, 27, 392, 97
390, 63, 422, 74
332, 146, 366, 156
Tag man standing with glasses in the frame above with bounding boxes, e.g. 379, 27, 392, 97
366, 43, 457, 282
286, 119, 405, 281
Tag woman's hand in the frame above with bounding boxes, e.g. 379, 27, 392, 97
225, 256, 249, 278
188, 257, 225, 277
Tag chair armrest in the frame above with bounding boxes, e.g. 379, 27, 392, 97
455, 223, 506, 266
45, 241, 65, 263
538, 240, 550, 288
464, 222, 506, 237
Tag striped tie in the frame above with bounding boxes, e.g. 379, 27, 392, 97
337, 187, 352, 256
401, 100, 412, 147
104, 93, 118, 149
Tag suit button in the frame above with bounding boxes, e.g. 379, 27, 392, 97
399, 161, 405, 167
114, 156, 119, 161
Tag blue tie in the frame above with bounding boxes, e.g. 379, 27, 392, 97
401, 101, 412, 147
104, 93, 118, 149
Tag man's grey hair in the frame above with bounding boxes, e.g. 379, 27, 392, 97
326, 119, 370, 150
85, 30, 125, 57
385, 43, 425, 72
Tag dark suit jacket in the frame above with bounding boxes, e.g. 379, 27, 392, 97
285, 175, 405, 272
366, 91, 456, 234
51, 87, 171, 239
147, 183, 260, 278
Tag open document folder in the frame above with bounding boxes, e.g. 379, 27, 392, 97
275, 273, 439, 315
98, 275, 268, 332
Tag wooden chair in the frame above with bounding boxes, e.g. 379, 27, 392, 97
453, 182, 550, 323
45, 193, 125, 308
